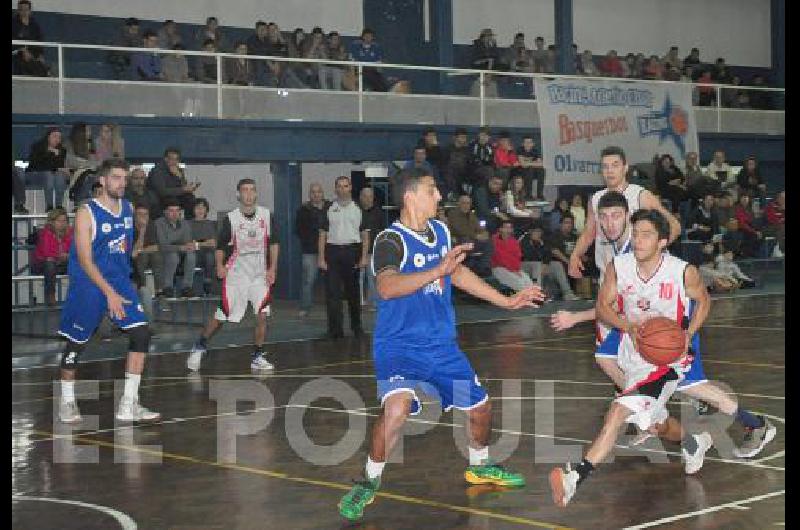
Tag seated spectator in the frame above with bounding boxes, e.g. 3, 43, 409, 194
471, 28, 500, 70
31, 208, 71, 305
155, 198, 197, 297
663, 63, 681, 81
655, 153, 688, 214
421, 128, 448, 196
402, 145, 436, 177
711, 57, 732, 84
107, 17, 140, 80
622, 53, 639, 78
706, 149, 736, 198
503, 175, 537, 235
225, 42, 254, 86
473, 176, 508, 234
93, 123, 125, 164
195, 16, 227, 52
447, 194, 481, 243
303, 27, 329, 89
349, 28, 388, 92
444, 128, 471, 197
25, 127, 69, 211
733, 192, 764, 255
12, 0, 43, 49
520, 224, 579, 300
544, 45, 558, 73
125, 167, 159, 217
696, 70, 716, 106
491, 220, 533, 292
189, 198, 219, 294
157, 19, 183, 50
65, 122, 98, 178
506, 32, 533, 72
684, 151, 719, 204
549, 198, 571, 233
464, 227, 494, 277
162, 44, 191, 83
247, 21, 271, 86
736, 156, 767, 199
715, 247, 755, 287
322, 31, 348, 90
516, 135, 544, 200
721, 75, 743, 107
147, 147, 200, 219
748, 75, 773, 110
468, 127, 495, 188
493, 132, 520, 184
687, 193, 718, 242
132, 30, 164, 81
712, 192, 735, 230
132, 202, 165, 298
13, 46, 50, 76
599, 50, 624, 77
683, 47, 701, 69
13, 144, 29, 214
578, 50, 599, 76
570, 194, 586, 233
763, 190, 785, 255
642, 55, 664, 80
194, 39, 218, 83
546, 212, 580, 283
435, 205, 448, 224
698, 243, 743, 293
287, 27, 315, 88
469, 72, 498, 98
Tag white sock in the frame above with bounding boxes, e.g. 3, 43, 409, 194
122, 372, 141, 402
469, 445, 489, 466
61, 380, 75, 403
365, 456, 385, 480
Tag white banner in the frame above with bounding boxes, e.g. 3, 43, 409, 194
534, 78, 699, 185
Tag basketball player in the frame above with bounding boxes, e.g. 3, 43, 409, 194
337, 168, 545, 521
549, 209, 713, 507
187, 178, 279, 371
57, 159, 160, 423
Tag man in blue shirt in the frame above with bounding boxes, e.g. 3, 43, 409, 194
131, 30, 163, 81
348, 28, 388, 91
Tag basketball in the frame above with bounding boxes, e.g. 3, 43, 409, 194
636, 316, 685, 366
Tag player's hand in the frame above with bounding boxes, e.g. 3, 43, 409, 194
318, 257, 328, 271
106, 290, 130, 320
266, 268, 276, 285
216, 264, 228, 279
436, 243, 472, 277
550, 310, 577, 332
568, 253, 585, 278
504, 285, 546, 309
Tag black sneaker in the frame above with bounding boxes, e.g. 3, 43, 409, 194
181, 287, 195, 298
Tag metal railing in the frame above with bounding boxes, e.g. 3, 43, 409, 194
12, 40, 785, 132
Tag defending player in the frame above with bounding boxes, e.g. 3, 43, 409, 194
337, 168, 545, 522
57, 159, 160, 423
187, 178, 279, 371
549, 209, 713, 507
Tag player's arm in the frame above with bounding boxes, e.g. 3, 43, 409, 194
74, 207, 127, 318
683, 264, 711, 339
595, 262, 631, 333
375, 239, 472, 299
640, 190, 681, 243
550, 308, 596, 332
568, 201, 596, 277
451, 263, 546, 309
215, 216, 232, 279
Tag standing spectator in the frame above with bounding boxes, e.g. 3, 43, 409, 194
531, 36, 548, 73
570, 194, 586, 234
444, 128, 471, 197
764, 190, 785, 255
93, 123, 125, 164
491, 220, 534, 292
13, 144, 28, 214
359, 187, 385, 309
31, 207, 72, 305
662, 46, 683, 70
506, 32, 533, 72
549, 198, 571, 233
447, 194, 481, 244
655, 153, 688, 214
65, 122, 98, 178
642, 55, 663, 80
473, 176, 508, 234
503, 174, 537, 230
154, 198, 197, 297
687, 193, 718, 242
706, 150, 737, 198
322, 31, 348, 90
544, 45, 558, 74
712, 58, 732, 84
12, 0, 43, 50
349, 28, 388, 92
13, 46, 49, 76
621, 53, 638, 78
194, 39, 218, 83
161, 44, 191, 83
26, 127, 69, 211
295, 182, 330, 317
264, 23, 304, 88
471, 29, 500, 70
683, 47, 701, 69
493, 132, 520, 185
721, 75, 744, 107
147, 147, 200, 219
599, 50, 624, 77
468, 127, 495, 187
189, 198, 219, 294
736, 156, 767, 199
107, 17, 140, 80
748, 75, 773, 110
246, 21, 271, 86
695, 70, 716, 106
578, 50, 600, 76
225, 41, 254, 85
516, 135, 544, 200
713, 192, 735, 230
421, 128, 448, 197
132, 30, 164, 81
520, 224, 580, 300
131, 202, 164, 302
663, 64, 681, 82
303, 27, 329, 89
157, 20, 183, 50
195, 16, 227, 52
318, 176, 370, 339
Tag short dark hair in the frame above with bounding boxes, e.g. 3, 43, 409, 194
535, 36, 544, 41
237, 178, 256, 191
600, 145, 626, 164
233, 41, 246, 49
561, 212, 575, 223
394, 168, 432, 206
202, 38, 216, 48
454, 127, 468, 136
18, 0, 31, 7
134, 202, 150, 211
256, 20, 267, 28
515, 32, 524, 39
501, 219, 514, 227
162, 197, 181, 209
143, 30, 157, 40
522, 134, 534, 140
194, 197, 210, 211
597, 190, 629, 212
164, 147, 181, 158
422, 127, 436, 136
98, 158, 129, 177
125, 17, 140, 27
479, 126, 490, 135
361, 28, 375, 37
206, 16, 218, 24
630, 209, 670, 241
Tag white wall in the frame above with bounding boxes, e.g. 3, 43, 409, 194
26, 0, 364, 35
454, 0, 772, 67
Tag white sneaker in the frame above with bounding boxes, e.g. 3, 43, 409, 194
116, 398, 161, 422
59, 400, 82, 424
251, 353, 274, 371
683, 432, 713, 474
187, 342, 206, 372
549, 464, 580, 507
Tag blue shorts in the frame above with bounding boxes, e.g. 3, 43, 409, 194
58, 276, 147, 343
374, 342, 488, 415
595, 328, 707, 388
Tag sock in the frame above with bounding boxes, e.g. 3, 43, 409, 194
469, 445, 489, 466
197, 335, 207, 347
253, 346, 264, 357
735, 408, 765, 429
365, 456, 385, 481
682, 433, 699, 454
575, 459, 594, 486
123, 372, 141, 402
61, 380, 75, 403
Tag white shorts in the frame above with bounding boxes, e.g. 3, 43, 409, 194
215, 277, 271, 323
614, 378, 679, 431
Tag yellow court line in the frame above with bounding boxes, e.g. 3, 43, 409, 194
29, 429, 574, 530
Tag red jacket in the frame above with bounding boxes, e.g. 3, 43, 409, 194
494, 146, 519, 168
765, 201, 785, 226
33, 225, 72, 264
734, 205, 758, 236
490, 233, 522, 272
600, 56, 624, 77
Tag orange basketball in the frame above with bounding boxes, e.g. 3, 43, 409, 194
636, 316, 685, 366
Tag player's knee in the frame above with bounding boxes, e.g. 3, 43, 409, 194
470, 399, 492, 417
383, 393, 413, 424
60, 341, 85, 369
128, 325, 152, 353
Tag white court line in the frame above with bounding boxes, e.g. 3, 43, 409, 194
704, 325, 785, 331
621, 490, 785, 529
754, 450, 785, 463
12, 495, 137, 529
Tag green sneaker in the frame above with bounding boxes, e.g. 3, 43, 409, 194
464, 462, 526, 487
338, 477, 380, 521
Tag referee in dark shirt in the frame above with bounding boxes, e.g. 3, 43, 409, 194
318, 176, 370, 339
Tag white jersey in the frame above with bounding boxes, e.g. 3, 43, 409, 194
612, 252, 693, 390
590, 183, 645, 276
225, 206, 272, 281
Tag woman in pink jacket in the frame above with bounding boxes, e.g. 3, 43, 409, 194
32, 208, 73, 305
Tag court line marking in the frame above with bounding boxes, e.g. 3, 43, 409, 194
12, 495, 137, 529
26, 429, 573, 530
753, 450, 785, 463
704, 325, 785, 331
620, 490, 785, 529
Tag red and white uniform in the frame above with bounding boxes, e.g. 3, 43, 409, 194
216, 206, 272, 323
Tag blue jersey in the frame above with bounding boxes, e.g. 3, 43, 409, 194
68, 198, 135, 282
372, 219, 455, 348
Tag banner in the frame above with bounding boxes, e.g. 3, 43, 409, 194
534, 78, 699, 185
